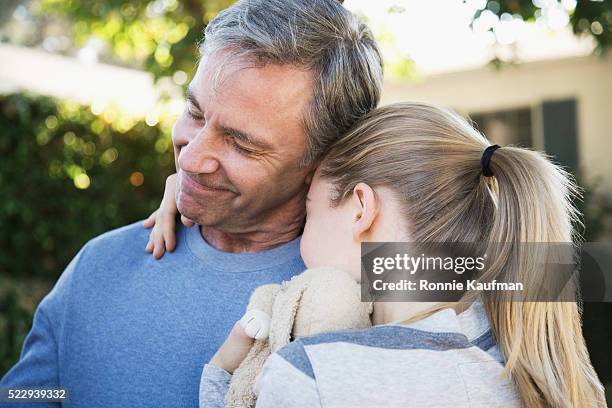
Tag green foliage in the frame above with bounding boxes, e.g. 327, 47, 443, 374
33, 0, 235, 80
0, 93, 175, 281
474, 0, 612, 52
572, 0, 612, 52
0, 279, 33, 376
576, 174, 612, 241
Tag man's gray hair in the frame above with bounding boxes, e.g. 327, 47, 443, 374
200, 0, 384, 165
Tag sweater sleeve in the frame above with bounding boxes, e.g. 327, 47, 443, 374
199, 364, 231, 408
0, 306, 59, 408
254, 349, 322, 407
0, 245, 88, 408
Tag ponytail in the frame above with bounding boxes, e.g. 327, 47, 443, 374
482, 146, 606, 407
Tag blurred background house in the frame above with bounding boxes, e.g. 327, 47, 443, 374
1, 0, 611, 401
385, 52, 612, 199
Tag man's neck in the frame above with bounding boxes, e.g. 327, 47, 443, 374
200, 222, 303, 253
199, 198, 306, 253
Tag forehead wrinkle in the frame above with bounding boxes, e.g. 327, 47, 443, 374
200, 49, 312, 117
206, 50, 260, 95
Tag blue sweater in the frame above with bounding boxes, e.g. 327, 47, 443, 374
0, 221, 305, 407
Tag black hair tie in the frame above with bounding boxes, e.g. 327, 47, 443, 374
481, 144, 501, 177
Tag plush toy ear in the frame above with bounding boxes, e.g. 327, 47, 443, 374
268, 279, 307, 352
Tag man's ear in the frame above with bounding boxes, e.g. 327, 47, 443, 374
351, 182, 378, 241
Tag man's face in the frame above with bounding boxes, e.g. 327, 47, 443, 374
172, 52, 314, 231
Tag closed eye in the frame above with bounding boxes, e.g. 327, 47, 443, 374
226, 135, 255, 156
186, 107, 204, 122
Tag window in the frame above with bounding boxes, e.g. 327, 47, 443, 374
469, 107, 533, 147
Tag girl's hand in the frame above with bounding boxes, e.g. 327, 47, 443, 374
143, 173, 194, 259
210, 310, 271, 374
210, 322, 254, 374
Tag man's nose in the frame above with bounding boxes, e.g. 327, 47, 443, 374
175, 126, 221, 174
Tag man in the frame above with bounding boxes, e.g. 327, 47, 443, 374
0, 0, 383, 407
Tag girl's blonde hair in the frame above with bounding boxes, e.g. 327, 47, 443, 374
319, 102, 606, 407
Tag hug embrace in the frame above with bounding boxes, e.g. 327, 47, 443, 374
0, 0, 606, 407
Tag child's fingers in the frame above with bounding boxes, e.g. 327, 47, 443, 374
163, 216, 176, 252
153, 242, 165, 259
164, 236, 176, 252
181, 215, 195, 227
145, 238, 154, 253
152, 229, 166, 259
143, 210, 158, 228
146, 224, 167, 258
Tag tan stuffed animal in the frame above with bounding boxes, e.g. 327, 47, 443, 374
224, 267, 373, 408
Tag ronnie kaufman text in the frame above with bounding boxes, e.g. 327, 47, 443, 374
372, 279, 524, 291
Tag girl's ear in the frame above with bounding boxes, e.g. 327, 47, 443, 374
351, 182, 379, 242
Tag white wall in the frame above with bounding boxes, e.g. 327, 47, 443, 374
381, 55, 612, 196
0, 43, 158, 117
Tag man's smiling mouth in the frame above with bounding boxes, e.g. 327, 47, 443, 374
181, 171, 236, 194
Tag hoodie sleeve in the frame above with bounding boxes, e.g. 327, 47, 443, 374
254, 343, 322, 408
199, 364, 231, 408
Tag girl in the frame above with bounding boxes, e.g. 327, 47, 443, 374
144, 103, 605, 407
